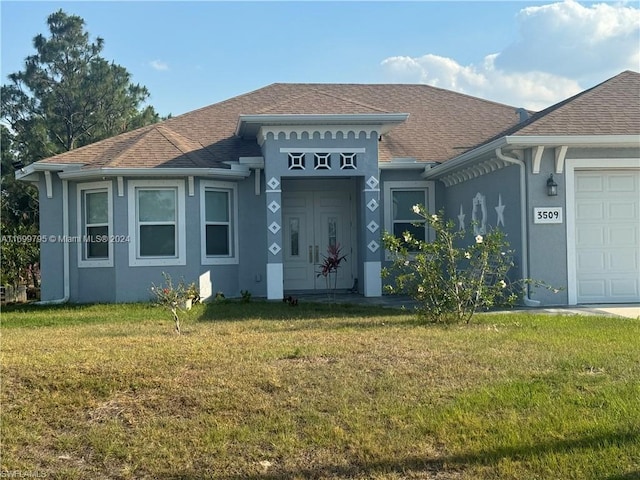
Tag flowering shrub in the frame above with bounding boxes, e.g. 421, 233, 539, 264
382, 206, 520, 324
150, 272, 196, 334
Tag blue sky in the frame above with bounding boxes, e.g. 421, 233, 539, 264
1, 1, 639, 117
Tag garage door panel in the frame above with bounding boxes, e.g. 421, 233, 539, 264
577, 226, 605, 246
574, 169, 640, 303
576, 175, 604, 192
576, 202, 604, 220
578, 280, 606, 297
576, 251, 605, 271
607, 175, 636, 192
609, 250, 639, 271
610, 279, 638, 297
608, 226, 638, 245
609, 202, 636, 220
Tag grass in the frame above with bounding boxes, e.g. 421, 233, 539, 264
1, 300, 639, 479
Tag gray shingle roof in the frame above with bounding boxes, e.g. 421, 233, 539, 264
492, 70, 640, 140
38, 71, 638, 169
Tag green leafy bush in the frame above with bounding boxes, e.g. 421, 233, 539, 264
382, 206, 520, 324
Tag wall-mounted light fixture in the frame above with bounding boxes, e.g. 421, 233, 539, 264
546, 174, 558, 197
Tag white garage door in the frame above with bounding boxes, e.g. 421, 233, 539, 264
574, 170, 640, 303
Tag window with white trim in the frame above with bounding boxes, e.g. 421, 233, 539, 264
77, 181, 113, 267
200, 180, 239, 265
384, 181, 435, 251
128, 180, 186, 266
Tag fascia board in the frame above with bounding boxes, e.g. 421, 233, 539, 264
505, 135, 640, 147
57, 167, 251, 180
422, 138, 507, 179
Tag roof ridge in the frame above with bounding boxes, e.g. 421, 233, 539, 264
308, 87, 390, 113
253, 89, 318, 114
163, 83, 287, 123
270, 82, 523, 110
107, 126, 162, 167
40, 124, 156, 164
155, 125, 211, 168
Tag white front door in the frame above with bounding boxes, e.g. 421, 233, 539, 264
283, 190, 354, 291
574, 170, 640, 303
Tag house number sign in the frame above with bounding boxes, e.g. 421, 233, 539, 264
533, 207, 563, 224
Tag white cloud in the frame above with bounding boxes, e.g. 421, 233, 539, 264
380, 0, 639, 110
149, 60, 169, 71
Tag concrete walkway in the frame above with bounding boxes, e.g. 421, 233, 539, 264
294, 292, 640, 319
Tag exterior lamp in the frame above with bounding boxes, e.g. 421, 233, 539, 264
546, 174, 558, 197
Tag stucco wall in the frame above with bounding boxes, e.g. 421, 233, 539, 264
443, 163, 526, 290
38, 175, 66, 302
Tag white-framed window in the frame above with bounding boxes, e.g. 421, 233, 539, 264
200, 180, 239, 265
384, 181, 435, 250
128, 179, 186, 267
77, 181, 113, 268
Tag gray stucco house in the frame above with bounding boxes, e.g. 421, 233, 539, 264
17, 70, 640, 305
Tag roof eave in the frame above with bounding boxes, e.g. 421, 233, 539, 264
15, 162, 83, 182
504, 134, 640, 148
422, 138, 508, 180
57, 166, 251, 181
422, 134, 640, 180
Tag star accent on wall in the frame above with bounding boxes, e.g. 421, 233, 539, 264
495, 194, 506, 227
457, 204, 466, 231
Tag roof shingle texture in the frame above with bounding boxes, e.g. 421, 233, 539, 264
39, 71, 639, 169
491, 70, 640, 140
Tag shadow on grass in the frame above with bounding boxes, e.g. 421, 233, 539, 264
196, 299, 410, 324
208, 429, 636, 480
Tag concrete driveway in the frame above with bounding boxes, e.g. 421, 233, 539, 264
537, 304, 640, 320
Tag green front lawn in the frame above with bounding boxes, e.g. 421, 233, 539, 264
1, 301, 638, 479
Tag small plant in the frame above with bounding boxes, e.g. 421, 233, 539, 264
186, 282, 200, 304
240, 289, 252, 303
150, 272, 193, 334
382, 206, 552, 324
316, 243, 347, 299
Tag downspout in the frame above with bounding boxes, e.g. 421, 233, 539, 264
36, 179, 70, 305
494, 148, 540, 307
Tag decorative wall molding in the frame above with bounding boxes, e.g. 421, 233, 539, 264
260, 126, 378, 145
472, 192, 487, 235
279, 147, 366, 153
495, 194, 506, 227
269, 243, 282, 255
457, 204, 466, 231
440, 157, 511, 187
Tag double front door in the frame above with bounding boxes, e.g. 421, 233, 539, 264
283, 190, 354, 291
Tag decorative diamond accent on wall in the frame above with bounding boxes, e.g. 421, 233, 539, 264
267, 177, 280, 190
269, 243, 282, 255
367, 221, 379, 233
367, 240, 380, 253
268, 201, 281, 213
366, 199, 379, 212
268, 222, 281, 234
366, 176, 379, 189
